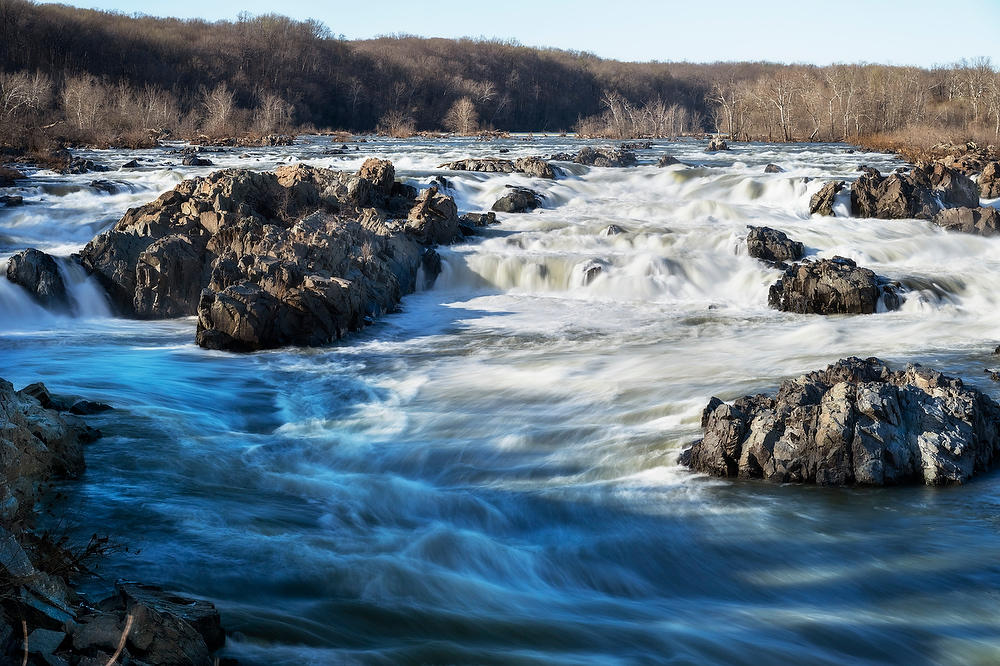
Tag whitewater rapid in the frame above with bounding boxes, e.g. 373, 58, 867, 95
2, 137, 1000, 665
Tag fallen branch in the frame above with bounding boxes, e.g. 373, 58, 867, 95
104, 612, 134, 666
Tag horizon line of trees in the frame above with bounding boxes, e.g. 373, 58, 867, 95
0, 0, 997, 150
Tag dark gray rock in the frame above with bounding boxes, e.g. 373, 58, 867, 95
680, 357, 1000, 485
706, 137, 729, 152
601, 224, 627, 236
492, 186, 542, 213
6, 248, 69, 310
746, 226, 803, 265
120, 159, 140, 169
0, 195, 23, 206
117, 581, 224, 652
658, 155, 681, 167
460, 212, 498, 227
77, 162, 456, 351
513, 157, 557, 179
764, 164, 784, 173
768, 257, 901, 315
850, 163, 978, 219
550, 147, 637, 168
809, 180, 845, 216
181, 156, 213, 167
932, 206, 1000, 235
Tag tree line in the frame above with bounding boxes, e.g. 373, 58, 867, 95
0, 0, 996, 151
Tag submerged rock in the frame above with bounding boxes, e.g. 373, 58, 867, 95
6, 248, 69, 310
71, 161, 459, 351
658, 155, 681, 167
746, 226, 803, 265
764, 163, 784, 173
768, 257, 901, 315
0, 165, 25, 186
932, 206, 1000, 235
181, 155, 213, 167
680, 357, 1000, 486
492, 186, 542, 213
809, 180, 845, 216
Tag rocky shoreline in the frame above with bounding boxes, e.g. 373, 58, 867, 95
0, 379, 229, 665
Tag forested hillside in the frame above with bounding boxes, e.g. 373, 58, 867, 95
0, 0, 997, 149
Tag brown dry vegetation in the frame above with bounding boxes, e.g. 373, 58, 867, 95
0, 0, 997, 155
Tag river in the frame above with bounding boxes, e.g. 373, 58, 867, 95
2, 136, 1000, 665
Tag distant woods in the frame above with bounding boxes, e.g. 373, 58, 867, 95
0, 0, 998, 150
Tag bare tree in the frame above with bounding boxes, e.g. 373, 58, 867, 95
443, 97, 478, 134
201, 83, 236, 136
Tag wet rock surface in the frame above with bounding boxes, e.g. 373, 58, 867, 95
680, 357, 1000, 486
550, 146, 637, 167
746, 226, 803, 265
6, 248, 69, 310
706, 137, 729, 152
979, 161, 1000, 198
492, 186, 542, 213
44, 159, 461, 351
932, 206, 1000, 235
438, 156, 556, 179
850, 163, 978, 219
809, 180, 844, 216
768, 257, 901, 315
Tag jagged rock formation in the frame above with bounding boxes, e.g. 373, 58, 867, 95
850, 163, 978, 219
680, 357, 1000, 486
932, 206, 1000, 235
746, 226, 804, 265
5, 158, 462, 352
706, 137, 729, 152
549, 147, 637, 167
768, 257, 901, 315
437, 157, 556, 179
809, 180, 845, 216
979, 161, 1000, 198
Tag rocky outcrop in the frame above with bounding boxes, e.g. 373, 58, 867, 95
550, 147, 637, 167
764, 163, 784, 173
513, 156, 557, 179
65, 160, 457, 351
0, 379, 89, 523
439, 158, 515, 173
492, 186, 542, 213
680, 357, 1000, 486
0, 194, 23, 206
0, 166, 25, 186
850, 163, 978, 219
706, 137, 729, 152
979, 161, 1000, 198
438, 157, 557, 179
746, 226, 803, 265
658, 155, 681, 167
768, 257, 901, 315
64, 156, 109, 174
932, 206, 1000, 236
6, 248, 69, 310
192, 134, 295, 147
809, 180, 845, 216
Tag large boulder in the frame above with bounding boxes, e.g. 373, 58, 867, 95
75, 162, 458, 351
768, 257, 901, 315
809, 180, 844, 216
405, 185, 460, 244
746, 226, 803, 265
932, 206, 1000, 236
492, 186, 542, 213
850, 164, 978, 219
680, 357, 1000, 486
513, 157, 556, 179
979, 161, 1000, 198
6, 249, 70, 310
0, 166, 25, 186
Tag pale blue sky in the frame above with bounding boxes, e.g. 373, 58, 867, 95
38, 0, 1000, 67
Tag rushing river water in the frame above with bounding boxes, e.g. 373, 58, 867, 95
3, 136, 1000, 665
